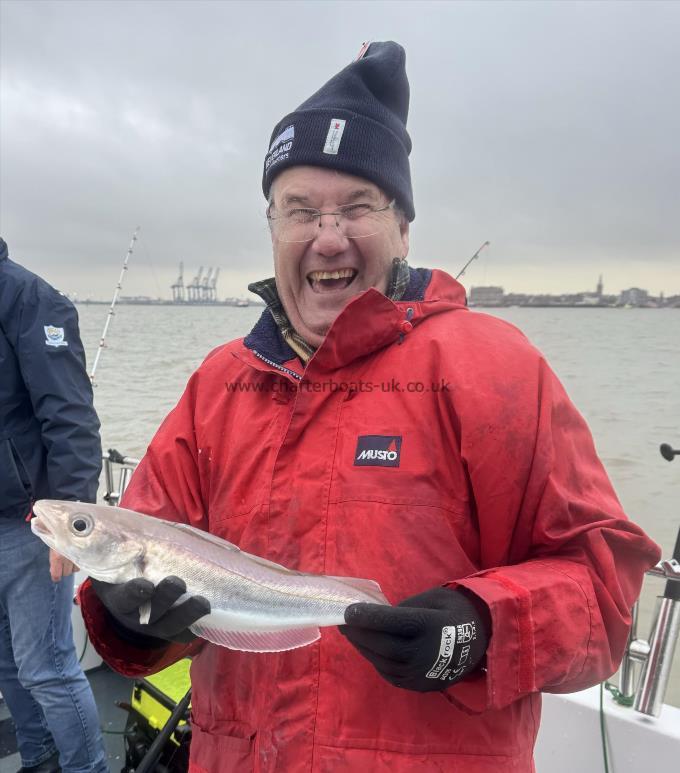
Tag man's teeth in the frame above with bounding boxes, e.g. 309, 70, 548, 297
308, 269, 356, 281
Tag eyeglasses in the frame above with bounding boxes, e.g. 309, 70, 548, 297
267, 201, 395, 243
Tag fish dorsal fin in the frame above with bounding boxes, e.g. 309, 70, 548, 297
168, 521, 241, 551
328, 575, 389, 604
166, 521, 305, 576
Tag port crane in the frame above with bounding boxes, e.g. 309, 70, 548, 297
200, 268, 213, 302
171, 264, 221, 303
209, 268, 220, 303
171, 262, 185, 302
187, 266, 203, 302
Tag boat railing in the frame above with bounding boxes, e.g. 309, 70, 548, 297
616, 442, 680, 718
101, 448, 140, 506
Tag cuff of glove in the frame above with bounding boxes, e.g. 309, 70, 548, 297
440, 588, 491, 683
106, 610, 172, 650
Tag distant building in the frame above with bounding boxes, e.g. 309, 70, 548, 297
470, 286, 504, 306
120, 295, 156, 303
577, 275, 607, 305
619, 287, 649, 306
576, 294, 601, 306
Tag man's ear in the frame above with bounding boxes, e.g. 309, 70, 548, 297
399, 220, 410, 258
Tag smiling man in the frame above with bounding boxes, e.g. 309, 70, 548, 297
78, 42, 660, 772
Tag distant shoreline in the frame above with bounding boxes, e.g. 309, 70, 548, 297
72, 299, 676, 309
73, 299, 265, 307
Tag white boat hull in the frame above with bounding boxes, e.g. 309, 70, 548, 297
535, 686, 680, 771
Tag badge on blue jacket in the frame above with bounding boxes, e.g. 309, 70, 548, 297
44, 325, 69, 348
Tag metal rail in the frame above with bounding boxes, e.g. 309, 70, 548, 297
616, 442, 680, 717
102, 448, 140, 506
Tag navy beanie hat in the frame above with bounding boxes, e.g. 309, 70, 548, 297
262, 41, 414, 221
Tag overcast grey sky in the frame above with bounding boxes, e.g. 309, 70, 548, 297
1, 0, 678, 300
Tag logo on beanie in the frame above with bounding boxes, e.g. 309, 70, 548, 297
269, 125, 295, 152
265, 124, 295, 171
323, 118, 346, 155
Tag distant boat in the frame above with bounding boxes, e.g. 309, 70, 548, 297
236, 299, 249, 307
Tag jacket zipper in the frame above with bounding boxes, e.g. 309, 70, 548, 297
251, 350, 302, 381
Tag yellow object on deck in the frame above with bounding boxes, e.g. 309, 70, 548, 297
130, 658, 192, 740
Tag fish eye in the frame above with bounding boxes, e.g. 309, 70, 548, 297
70, 514, 94, 537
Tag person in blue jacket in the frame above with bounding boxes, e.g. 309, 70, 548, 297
0, 237, 108, 773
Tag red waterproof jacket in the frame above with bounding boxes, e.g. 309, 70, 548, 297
80, 269, 660, 772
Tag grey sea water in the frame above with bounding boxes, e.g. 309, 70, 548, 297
76, 303, 680, 706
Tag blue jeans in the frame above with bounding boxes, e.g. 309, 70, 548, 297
0, 519, 108, 772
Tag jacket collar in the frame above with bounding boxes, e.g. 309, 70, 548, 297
243, 266, 432, 365
0, 239, 7, 263
242, 267, 466, 372
247, 258, 417, 363
313, 269, 468, 372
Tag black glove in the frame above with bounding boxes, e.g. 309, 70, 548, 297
340, 586, 490, 692
90, 576, 210, 646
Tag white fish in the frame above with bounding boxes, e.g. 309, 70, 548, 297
31, 500, 389, 653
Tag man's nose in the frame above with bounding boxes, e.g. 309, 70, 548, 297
312, 214, 348, 255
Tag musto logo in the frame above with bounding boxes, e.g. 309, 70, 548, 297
354, 435, 402, 467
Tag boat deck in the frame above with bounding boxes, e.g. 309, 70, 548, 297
0, 666, 133, 773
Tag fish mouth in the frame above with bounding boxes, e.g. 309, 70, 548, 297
31, 517, 53, 537
31, 501, 62, 539
30, 516, 58, 551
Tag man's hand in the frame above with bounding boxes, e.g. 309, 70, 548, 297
340, 587, 490, 692
49, 549, 79, 582
90, 576, 210, 644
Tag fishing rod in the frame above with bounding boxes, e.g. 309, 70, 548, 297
90, 227, 139, 385
455, 240, 490, 281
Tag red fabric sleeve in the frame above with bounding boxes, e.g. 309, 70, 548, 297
79, 371, 208, 675
443, 355, 660, 713
78, 579, 202, 677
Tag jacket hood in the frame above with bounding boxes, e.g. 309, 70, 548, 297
243, 266, 467, 371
